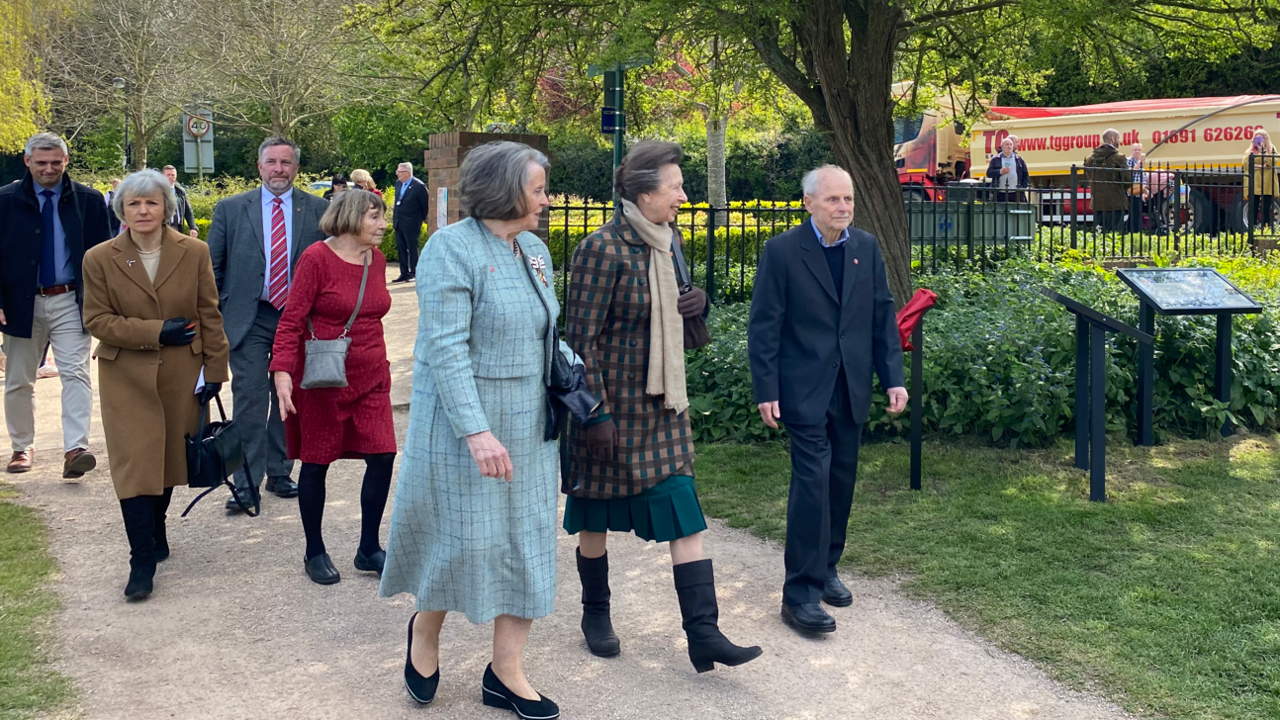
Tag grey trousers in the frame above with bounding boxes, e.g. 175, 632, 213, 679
3, 292, 93, 453
229, 302, 293, 489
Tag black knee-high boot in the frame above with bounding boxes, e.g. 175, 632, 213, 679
120, 496, 157, 600
576, 548, 620, 657
673, 559, 762, 673
154, 488, 173, 562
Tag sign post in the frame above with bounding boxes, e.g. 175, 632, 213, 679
589, 58, 650, 204
182, 110, 214, 179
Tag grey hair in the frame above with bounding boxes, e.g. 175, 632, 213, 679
458, 141, 550, 221
1102, 128, 1121, 146
112, 169, 177, 220
398, 162, 413, 172
24, 132, 68, 157
258, 136, 300, 164
802, 165, 852, 196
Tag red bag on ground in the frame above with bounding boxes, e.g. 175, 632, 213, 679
896, 288, 938, 352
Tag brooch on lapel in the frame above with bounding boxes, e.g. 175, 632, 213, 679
529, 255, 549, 287
126, 260, 136, 267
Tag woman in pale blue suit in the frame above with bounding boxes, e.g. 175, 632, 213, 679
380, 142, 563, 719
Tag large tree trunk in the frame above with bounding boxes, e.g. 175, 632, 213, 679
706, 115, 728, 221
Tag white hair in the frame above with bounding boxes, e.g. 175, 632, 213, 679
398, 162, 413, 172
25, 132, 68, 157
112, 169, 177, 220
802, 164, 852, 196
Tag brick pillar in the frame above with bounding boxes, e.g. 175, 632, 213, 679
425, 132, 551, 240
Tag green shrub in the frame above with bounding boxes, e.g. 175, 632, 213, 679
684, 255, 1280, 447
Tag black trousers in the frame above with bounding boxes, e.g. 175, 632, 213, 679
782, 369, 864, 607
1098, 209, 1125, 233
1252, 195, 1275, 230
394, 224, 421, 277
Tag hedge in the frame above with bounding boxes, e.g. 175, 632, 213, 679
685, 254, 1280, 447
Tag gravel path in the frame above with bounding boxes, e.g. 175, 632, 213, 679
6, 268, 1134, 720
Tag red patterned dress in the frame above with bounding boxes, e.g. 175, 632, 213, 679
270, 242, 397, 464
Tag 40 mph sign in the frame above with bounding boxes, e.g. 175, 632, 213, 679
183, 110, 214, 175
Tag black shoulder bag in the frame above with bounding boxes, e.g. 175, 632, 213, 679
670, 231, 712, 350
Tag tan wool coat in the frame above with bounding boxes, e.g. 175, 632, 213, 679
82, 228, 230, 500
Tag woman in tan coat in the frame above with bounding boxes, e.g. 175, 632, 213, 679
82, 169, 229, 601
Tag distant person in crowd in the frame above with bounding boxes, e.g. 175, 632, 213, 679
1243, 130, 1277, 231
1127, 144, 1148, 234
1008, 134, 1020, 153
81, 169, 229, 600
351, 169, 382, 198
986, 137, 1028, 201
748, 164, 907, 637
0, 132, 111, 476
380, 141, 566, 717
1084, 128, 1131, 233
161, 165, 199, 238
322, 173, 349, 201
270, 190, 397, 585
207, 137, 328, 514
563, 140, 761, 673
106, 178, 123, 235
391, 162, 428, 283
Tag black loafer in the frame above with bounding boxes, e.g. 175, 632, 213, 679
482, 663, 559, 719
781, 602, 836, 635
391, 275, 409, 284
822, 576, 853, 607
304, 553, 341, 585
265, 475, 299, 499
404, 613, 440, 705
354, 549, 386, 575
225, 485, 259, 513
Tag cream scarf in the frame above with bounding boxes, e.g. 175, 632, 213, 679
620, 199, 688, 414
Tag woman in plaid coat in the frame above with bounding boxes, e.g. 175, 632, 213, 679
564, 141, 762, 673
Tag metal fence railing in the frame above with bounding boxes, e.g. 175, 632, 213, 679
543, 160, 1272, 303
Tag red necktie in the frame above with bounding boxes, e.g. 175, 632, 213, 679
268, 198, 288, 310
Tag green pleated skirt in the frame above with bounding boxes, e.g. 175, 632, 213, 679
562, 475, 708, 543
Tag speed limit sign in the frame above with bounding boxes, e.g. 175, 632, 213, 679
185, 115, 211, 138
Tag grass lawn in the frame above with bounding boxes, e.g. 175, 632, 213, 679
0, 484, 72, 719
697, 433, 1280, 720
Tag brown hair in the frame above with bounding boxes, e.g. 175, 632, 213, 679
319, 187, 387, 237
615, 141, 683, 203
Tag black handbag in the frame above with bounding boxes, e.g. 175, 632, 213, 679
670, 231, 713, 350
545, 324, 601, 441
181, 394, 252, 516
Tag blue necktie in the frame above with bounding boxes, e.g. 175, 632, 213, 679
39, 189, 57, 288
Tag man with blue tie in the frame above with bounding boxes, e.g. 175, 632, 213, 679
0, 133, 112, 476
207, 137, 328, 513
748, 165, 908, 636
391, 161, 428, 282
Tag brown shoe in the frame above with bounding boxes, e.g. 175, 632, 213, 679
7, 450, 33, 473
63, 448, 96, 479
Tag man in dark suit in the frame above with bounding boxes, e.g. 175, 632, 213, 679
207, 136, 328, 513
0, 133, 111, 476
391, 161, 428, 282
161, 165, 198, 237
105, 177, 122, 236
748, 165, 907, 635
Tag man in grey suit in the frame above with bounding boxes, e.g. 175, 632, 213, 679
207, 136, 328, 513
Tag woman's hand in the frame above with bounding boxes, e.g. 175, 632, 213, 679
274, 372, 296, 419
466, 431, 513, 481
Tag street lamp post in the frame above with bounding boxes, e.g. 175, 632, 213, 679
112, 77, 130, 170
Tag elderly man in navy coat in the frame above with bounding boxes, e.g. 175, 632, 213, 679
748, 165, 907, 635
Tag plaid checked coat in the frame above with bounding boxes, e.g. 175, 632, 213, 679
563, 214, 695, 500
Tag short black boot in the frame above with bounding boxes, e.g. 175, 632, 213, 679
576, 549, 620, 657
673, 559, 762, 673
120, 496, 157, 600
153, 488, 173, 562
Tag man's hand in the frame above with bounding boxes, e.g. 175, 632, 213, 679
1000, 167, 1010, 175
886, 387, 908, 415
0, 309, 6, 327
189, 229, 199, 238
757, 401, 781, 429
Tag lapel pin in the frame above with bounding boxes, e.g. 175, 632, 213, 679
126, 260, 136, 266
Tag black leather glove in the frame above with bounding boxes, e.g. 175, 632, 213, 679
676, 287, 708, 318
198, 381, 222, 404
159, 318, 196, 346
586, 418, 619, 460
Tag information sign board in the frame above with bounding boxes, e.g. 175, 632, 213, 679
1115, 267, 1262, 315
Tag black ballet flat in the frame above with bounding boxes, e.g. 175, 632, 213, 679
482, 663, 559, 719
404, 613, 440, 705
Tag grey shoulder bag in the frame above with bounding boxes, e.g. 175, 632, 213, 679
300, 252, 370, 390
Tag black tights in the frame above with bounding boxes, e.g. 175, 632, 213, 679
297, 453, 396, 560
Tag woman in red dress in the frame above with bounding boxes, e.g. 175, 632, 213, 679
271, 190, 397, 585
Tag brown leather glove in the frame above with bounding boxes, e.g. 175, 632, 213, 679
585, 418, 619, 460
676, 287, 707, 318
